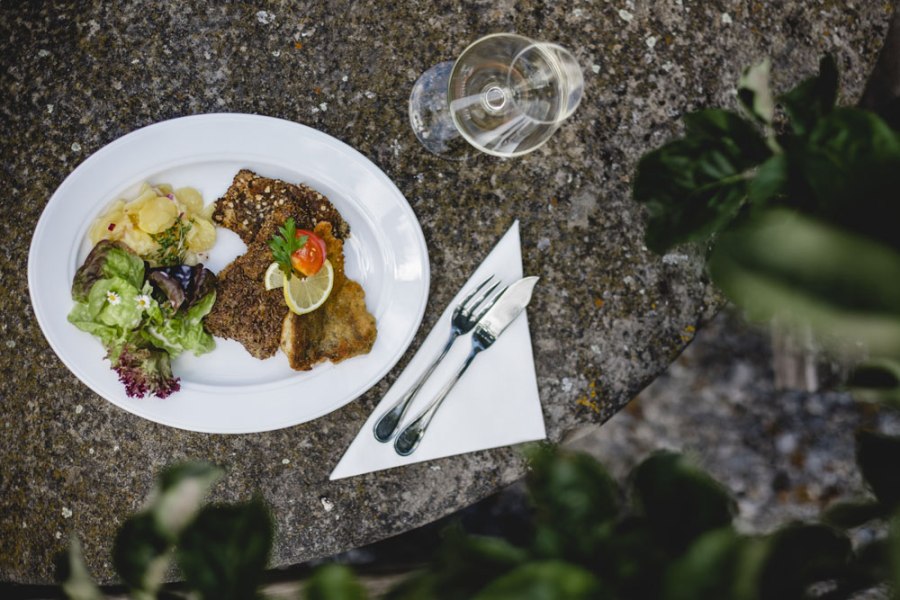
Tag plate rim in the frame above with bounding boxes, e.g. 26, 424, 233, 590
27, 113, 430, 433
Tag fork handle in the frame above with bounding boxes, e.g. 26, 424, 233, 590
373, 335, 456, 442
394, 347, 481, 456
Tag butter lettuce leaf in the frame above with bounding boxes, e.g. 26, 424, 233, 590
72, 240, 145, 302
143, 292, 216, 357
68, 276, 144, 346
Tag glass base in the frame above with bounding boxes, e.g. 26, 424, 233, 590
408, 61, 471, 161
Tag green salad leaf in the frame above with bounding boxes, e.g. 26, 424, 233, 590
68, 239, 217, 399
72, 240, 145, 301
143, 292, 216, 357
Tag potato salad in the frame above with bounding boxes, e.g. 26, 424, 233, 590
88, 182, 216, 266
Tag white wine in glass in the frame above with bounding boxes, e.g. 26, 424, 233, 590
409, 33, 584, 159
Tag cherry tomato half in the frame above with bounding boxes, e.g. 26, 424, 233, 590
290, 229, 327, 277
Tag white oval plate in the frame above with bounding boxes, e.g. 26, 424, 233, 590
28, 114, 430, 433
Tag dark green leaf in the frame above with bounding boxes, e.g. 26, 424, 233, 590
822, 499, 889, 529
593, 516, 669, 599
746, 153, 788, 206
708, 210, 900, 361
383, 571, 440, 600
60, 537, 104, 600
152, 462, 223, 539
396, 525, 528, 600
756, 523, 851, 599
663, 528, 751, 600
634, 109, 770, 253
305, 564, 367, 600
848, 360, 900, 406
629, 452, 735, 553
111, 512, 171, 592
472, 561, 608, 600
794, 108, 900, 252
525, 445, 620, 563
890, 513, 900, 595
176, 498, 274, 600
780, 55, 839, 136
857, 431, 900, 509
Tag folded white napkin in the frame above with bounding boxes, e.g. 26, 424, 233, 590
330, 220, 545, 480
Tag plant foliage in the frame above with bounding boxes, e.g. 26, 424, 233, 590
634, 54, 900, 400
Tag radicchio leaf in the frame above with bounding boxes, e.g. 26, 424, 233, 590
147, 264, 217, 312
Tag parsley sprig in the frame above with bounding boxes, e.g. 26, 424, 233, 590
268, 217, 308, 277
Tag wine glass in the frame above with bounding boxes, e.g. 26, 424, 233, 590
409, 33, 584, 159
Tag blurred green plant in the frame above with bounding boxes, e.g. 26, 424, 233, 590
633, 55, 900, 401
61, 462, 273, 600
629, 53, 900, 598
61, 443, 900, 599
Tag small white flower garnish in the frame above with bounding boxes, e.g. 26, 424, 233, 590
135, 294, 152, 310
106, 291, 121, 305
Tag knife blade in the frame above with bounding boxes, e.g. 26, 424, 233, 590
475, 275, 539, 345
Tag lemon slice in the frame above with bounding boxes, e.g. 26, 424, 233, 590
264, 262, 286, 290
282, 260, 334, 315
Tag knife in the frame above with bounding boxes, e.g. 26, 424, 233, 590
394, 276, 539, 456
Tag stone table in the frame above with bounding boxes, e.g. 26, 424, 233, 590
0, 0, 890, 584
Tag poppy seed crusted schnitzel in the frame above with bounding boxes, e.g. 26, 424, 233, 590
205, 170, 376, 365
211, 169, 349, 245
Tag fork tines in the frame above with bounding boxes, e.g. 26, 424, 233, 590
460, 276, 503, 320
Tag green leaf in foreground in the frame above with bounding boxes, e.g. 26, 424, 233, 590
792, 108, 900, 253
473, 561, 609, 600
848, 360, 900, 406
738, 59, 775, 125
305, 564, 368, 600
663, 528, 754, 600
176, 498, 274, 600
755, 523, 851, 600
60, 537, 104, 600
857, 431, 900, 510
822, 500, 889, 529
111, 512, 172, 594
150, 462, 224, 539
630, 452, 735, 553
708, 209, 900, 361
633, 109, 771, 253
779, 54, 839, 137
526, 445, 620, 563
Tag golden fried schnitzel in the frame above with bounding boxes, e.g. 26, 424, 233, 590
205, 171, 376, 367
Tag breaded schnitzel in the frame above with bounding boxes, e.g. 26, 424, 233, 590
205, 170, 376, 367
280, 222, 376, 370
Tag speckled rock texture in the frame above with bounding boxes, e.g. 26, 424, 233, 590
0, 0, 891, 584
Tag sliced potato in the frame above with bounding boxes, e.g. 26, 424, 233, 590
122, 227, 157, 255
175, 187, 204, 214
88, 201, 126, 244
186, 217, 216, 251
136, 197, 178, 234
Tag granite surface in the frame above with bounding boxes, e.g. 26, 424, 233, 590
0, 0, 891, 585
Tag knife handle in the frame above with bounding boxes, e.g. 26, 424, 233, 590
394, 347, 480, 456
373, 335, 456, 442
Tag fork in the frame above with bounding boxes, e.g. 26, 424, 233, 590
393, 301, 504, 456
373, 275, 504, 442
